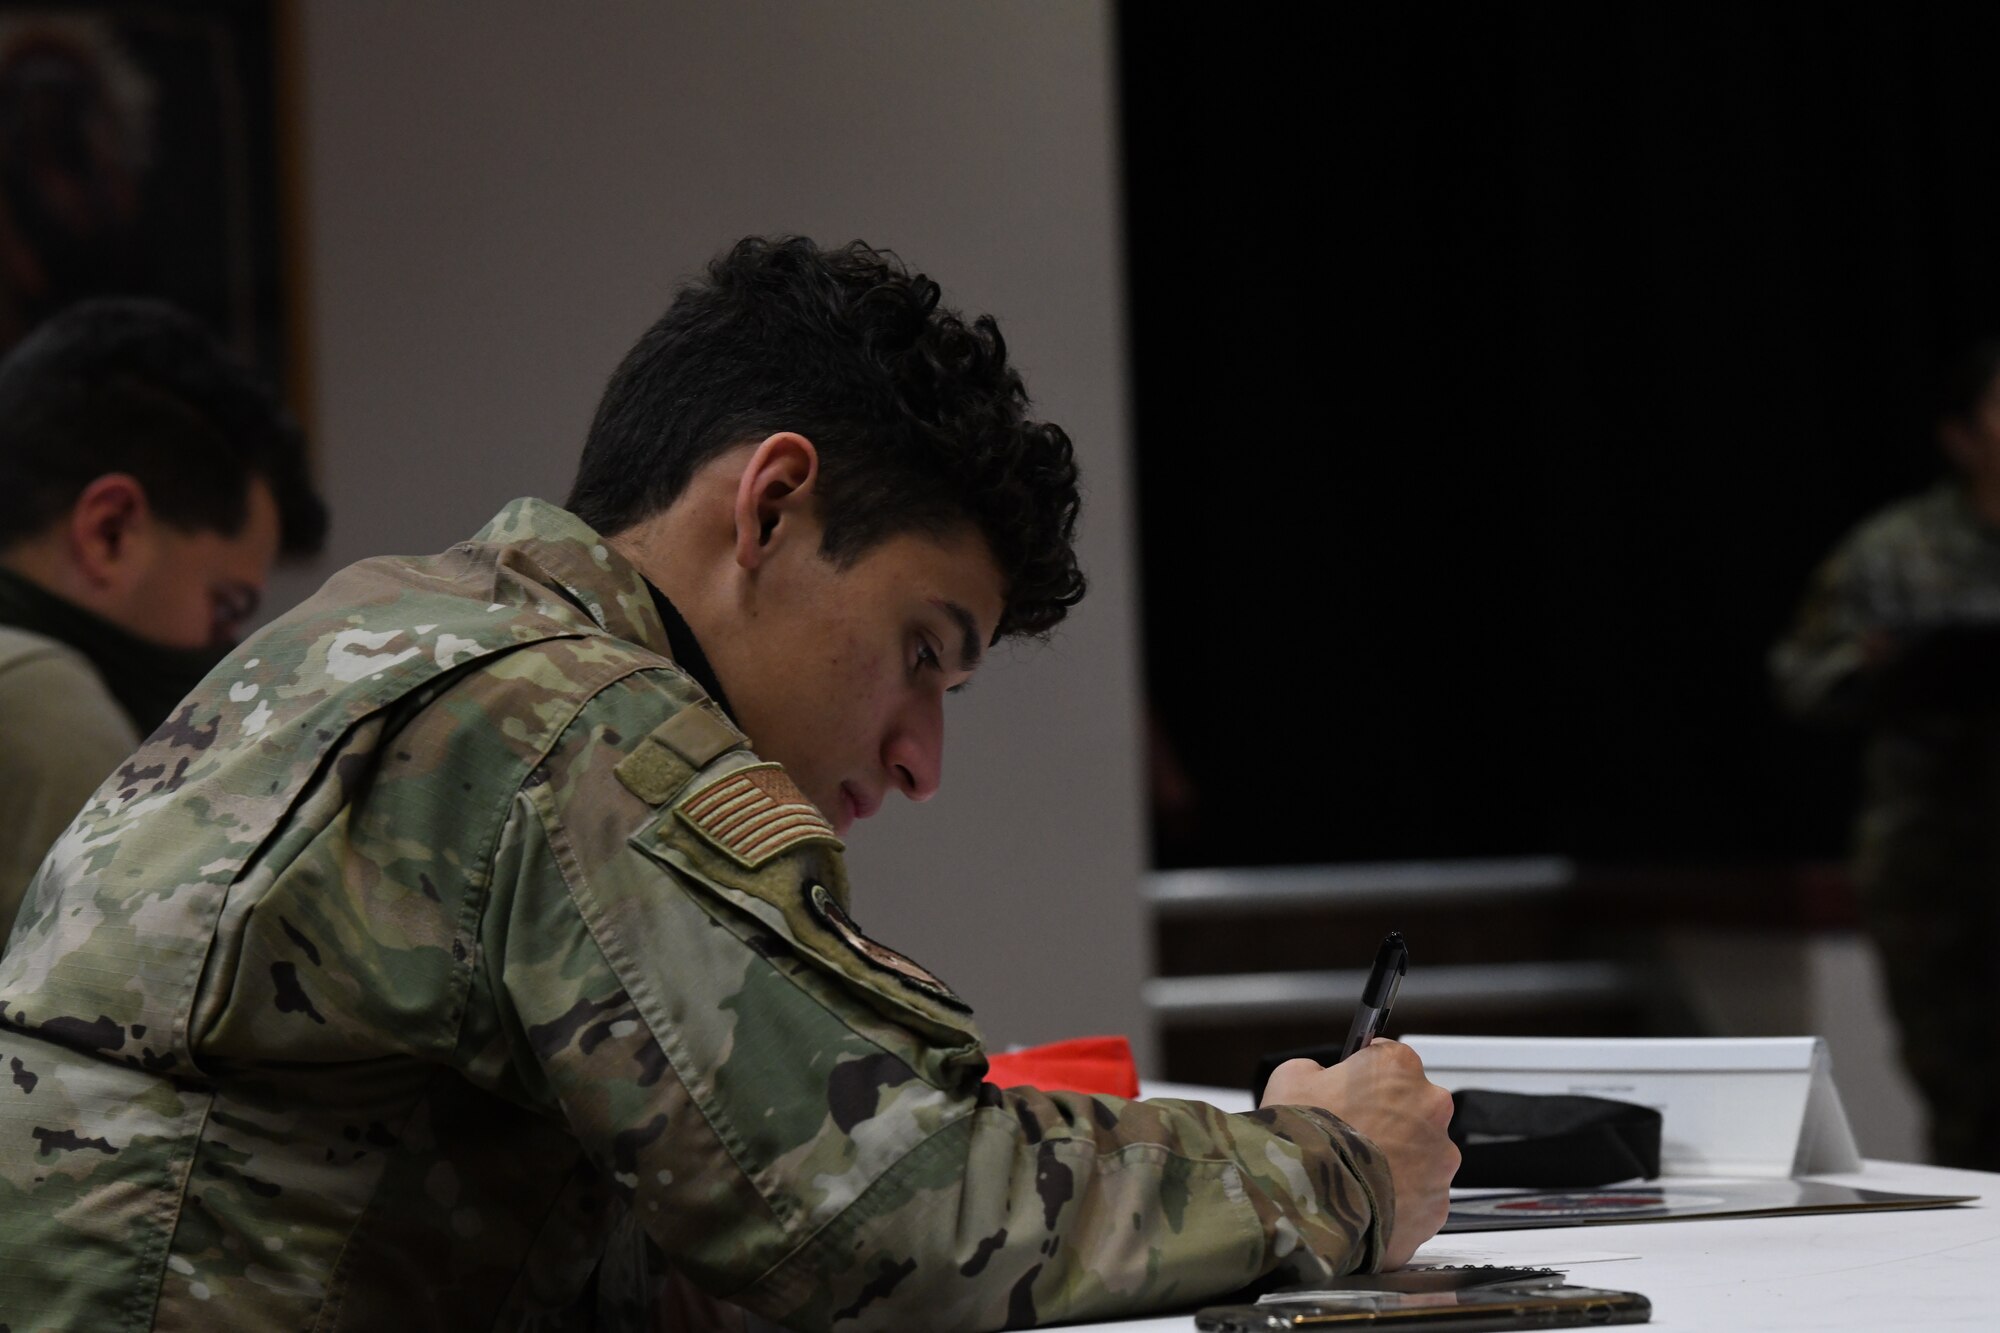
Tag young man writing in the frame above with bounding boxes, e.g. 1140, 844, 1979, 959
0, 238, 1455, 1330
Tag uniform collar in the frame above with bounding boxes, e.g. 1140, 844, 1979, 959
470, 498, 672, 659
0, 564, 221, 735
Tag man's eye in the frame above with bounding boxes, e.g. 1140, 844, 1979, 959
914, 640, 940, 671
211, 588, 258, 640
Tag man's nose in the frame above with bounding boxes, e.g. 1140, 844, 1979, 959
884, 700, 944, 803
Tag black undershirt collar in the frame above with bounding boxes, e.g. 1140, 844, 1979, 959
644, 580, 737, 721
0, 564, 222, 735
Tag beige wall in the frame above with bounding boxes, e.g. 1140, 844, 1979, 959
280, 2, 1152, 1060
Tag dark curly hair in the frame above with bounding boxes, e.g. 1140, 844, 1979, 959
0, 299, 326, 556
567, 236, 1085, 638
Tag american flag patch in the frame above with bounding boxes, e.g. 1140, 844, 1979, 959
675, 764, 840, 868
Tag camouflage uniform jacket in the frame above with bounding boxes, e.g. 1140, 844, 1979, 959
0, 499, 1395, 1332
1770, 481, 2000, 897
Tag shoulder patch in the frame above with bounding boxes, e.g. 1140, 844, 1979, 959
805, 881, 971, 1014
675, 763, 841, 867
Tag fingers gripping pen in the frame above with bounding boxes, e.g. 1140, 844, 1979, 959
1339, 931, 1408, 1062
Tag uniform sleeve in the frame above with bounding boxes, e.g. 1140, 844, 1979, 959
475, 683, 1395, 1331
1769, 531, 1887, 722
0, 647, 138, 940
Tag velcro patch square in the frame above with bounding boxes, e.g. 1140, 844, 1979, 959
675, 764, 840, 868
653, 703, 743, 767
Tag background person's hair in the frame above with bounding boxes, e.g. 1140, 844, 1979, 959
0, 298, 326, 557
568, 236, 1085, 638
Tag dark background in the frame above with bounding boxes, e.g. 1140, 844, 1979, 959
1121, 4, 2000, 871
0, 1, 284, 381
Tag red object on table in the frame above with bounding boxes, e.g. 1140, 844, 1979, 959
982, 1035, 1140, 1098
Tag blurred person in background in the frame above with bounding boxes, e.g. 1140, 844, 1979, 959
1771, 340, 2000, 1171
0, 298, 326, 936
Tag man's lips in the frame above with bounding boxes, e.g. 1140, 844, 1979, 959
840, 783, 881, 829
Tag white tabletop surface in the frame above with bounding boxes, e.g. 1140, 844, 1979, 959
1055, 1086, 1999, 1331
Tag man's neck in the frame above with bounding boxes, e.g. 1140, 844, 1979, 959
643, 579, 737, 719
0, 561, 216, 734
605, 519, 745, 714
0, 537, 103, 620
1969, 476, 2000, 529
607, 510, 730, 641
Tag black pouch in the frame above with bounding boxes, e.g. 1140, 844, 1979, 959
1449, 1088, 1661, 1188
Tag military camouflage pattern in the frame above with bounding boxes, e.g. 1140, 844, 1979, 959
0, 499, 1395, 1330
1771, 481, 2000, 1171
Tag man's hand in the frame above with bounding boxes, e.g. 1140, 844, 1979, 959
1261, 1040, 1458, 1269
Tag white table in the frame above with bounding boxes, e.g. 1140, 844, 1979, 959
1063, 1087, 1999, 1331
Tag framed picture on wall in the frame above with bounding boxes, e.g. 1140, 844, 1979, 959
0, 0, 290, 390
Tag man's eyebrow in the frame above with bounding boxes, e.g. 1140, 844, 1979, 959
932, 598, 985, 673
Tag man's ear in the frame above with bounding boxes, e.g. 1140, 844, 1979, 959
66, 474, 154, 591
731, 432, 820, 571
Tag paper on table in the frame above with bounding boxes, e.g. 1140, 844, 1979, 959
1442, 1178, 1976, 1232
1411, 1244, 1640, 1268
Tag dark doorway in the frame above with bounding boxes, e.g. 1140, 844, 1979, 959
1121, 4, 2000, 870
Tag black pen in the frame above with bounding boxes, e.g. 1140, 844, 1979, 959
1339, 931, 1408, 1061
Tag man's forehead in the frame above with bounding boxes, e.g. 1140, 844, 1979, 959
899, 529, 1005, 642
